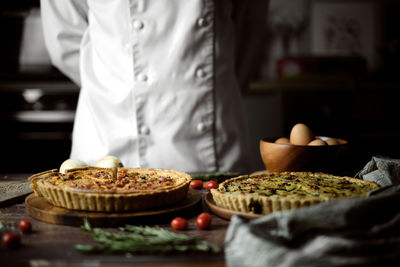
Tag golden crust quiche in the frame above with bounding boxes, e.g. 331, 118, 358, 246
29, 167, 191, 212
210, 172, 379, 215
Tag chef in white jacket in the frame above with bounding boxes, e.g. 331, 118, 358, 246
40, 0, 268, 173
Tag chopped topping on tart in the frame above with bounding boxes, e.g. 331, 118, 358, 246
220, 172, 378, 200
31, 167, 186, 194
28, 167, 192, 212
210, 172, 379, 215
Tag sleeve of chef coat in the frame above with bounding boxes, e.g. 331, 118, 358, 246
40, 0, 88, 86
233, 0, 269, 92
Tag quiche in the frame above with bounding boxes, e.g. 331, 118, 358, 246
210, 172, 379, 215
29, 167, 191, 212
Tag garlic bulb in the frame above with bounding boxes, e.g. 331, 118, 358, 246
96, 155, 124, 169
59, 159, 88, 174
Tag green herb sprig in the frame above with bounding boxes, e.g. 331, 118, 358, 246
0, 220, 16, 231
75, 218, 220, 253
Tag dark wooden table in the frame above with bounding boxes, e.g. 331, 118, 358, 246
0, 174, 229, 267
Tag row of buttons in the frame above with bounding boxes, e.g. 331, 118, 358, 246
130, 17, 208, 83
135, 67, 207, 83
138, 123, 210, 135
133, 15, 210, 138
132, 16, 207, 32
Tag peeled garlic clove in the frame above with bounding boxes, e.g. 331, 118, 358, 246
60, 159, 88, 174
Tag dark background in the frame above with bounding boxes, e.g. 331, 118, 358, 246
0, 0, 399, 173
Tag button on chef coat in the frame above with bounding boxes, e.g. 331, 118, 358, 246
41, 0, 257, 173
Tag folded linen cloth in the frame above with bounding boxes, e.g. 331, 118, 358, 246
225, 156, 400, 267
0, 181, 32, 205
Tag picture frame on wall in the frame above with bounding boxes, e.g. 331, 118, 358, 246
309, 0, 380, 70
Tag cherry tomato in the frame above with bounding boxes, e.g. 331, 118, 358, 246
196, 212, 212, 229
170, 217, 188, 230
204, 180, 218, 190
2, 232, 21, 249
18, 219, 32, 234
190, 180, 203, 190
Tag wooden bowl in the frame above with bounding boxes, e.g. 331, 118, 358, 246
259, 136, 349, 173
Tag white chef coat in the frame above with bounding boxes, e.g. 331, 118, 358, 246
41, 0, 265, 173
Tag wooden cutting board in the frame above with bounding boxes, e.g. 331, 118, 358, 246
26, 189, 202, 227
205, 193, 261, 220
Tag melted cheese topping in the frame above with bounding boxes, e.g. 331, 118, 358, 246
220, 172, 378, 200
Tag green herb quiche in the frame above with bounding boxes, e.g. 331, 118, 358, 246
29, 167, 191, 212
210, 172, 379, 215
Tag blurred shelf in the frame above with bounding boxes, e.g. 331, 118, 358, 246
0, 110, 75, 123
248, 77, 356, 93
0, 66, 79, 93
248, 77, 400, 94
0, 80, 79, 93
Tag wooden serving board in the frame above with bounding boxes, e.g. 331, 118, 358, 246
26, 189, 202, 227
205, 193, 261, 220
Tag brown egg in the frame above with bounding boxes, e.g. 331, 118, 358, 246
290, 123, 315, 145
325, 138, 339, 145
308, 139, 327, 146
275, 137, 290, 144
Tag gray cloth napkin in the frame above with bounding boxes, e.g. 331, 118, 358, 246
0, 181, 32, 205
225, 156, 400, 267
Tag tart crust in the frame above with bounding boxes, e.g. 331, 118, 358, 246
29, 168, 191, 212
210, 172, 379, 215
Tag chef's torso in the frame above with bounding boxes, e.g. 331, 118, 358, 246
70, 0, 253, 173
